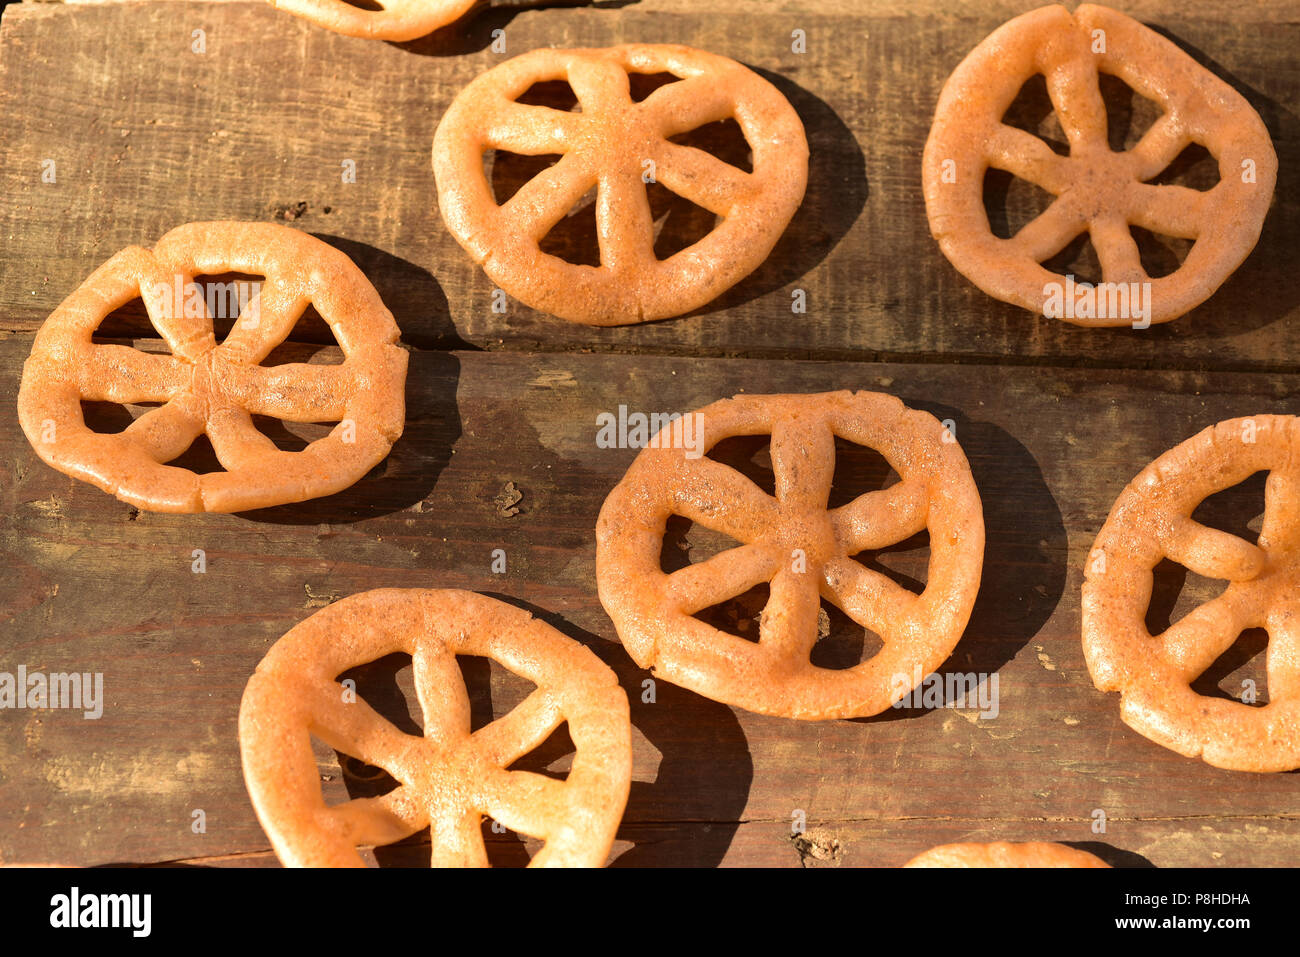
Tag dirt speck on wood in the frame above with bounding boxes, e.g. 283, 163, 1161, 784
791, 827, 844, 868
493, 481, 523, 517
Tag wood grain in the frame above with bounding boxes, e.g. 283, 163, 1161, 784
2, 336, 1298, 867
0, 2, 1296, 369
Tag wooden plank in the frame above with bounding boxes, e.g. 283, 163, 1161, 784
2, 337, 1298, 867
48, 0, 1300, 20
1, 2, 1296, 369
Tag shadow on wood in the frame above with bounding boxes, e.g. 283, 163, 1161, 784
858, 402, 1067, 722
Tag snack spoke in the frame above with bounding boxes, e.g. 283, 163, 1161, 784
1006, 198, 1087, 263
759, 566, 824, 661
1264, 601, 1300, 703
485, 101, 583, 156
1260, 467, 1300, 551
217, 283, 307, 366
1164, 516, 1266, 582
1129, 183, 1206, 241
652, 139, 751, 219
1044, 57, 1108, 151
478, 768, 568, 842
1155, 585, 1255, 681
674, 456, 780, 543
429, 807, 491, 868
1128, 113, 1192, 182
471, 688, 564, 768
567, 57, 631, 113
820, 555, 918, 642
303, 680, 422, 779
665, 543, 779, 615
329, 788, 428, 848
1090, 214, 1147, 284
502, 153, 597, 240
595, 166, 657, 272
238, 361, 352, 423
642, 76, 736, 139
831, 480, 930, 554
145, 284, 219, 362
769, 417, 835, 507
411, 640, 472, 743
203, 407, 279, 471
81, 345, 188, 404
121, 398, 205, 464
984, 124, 1072, 194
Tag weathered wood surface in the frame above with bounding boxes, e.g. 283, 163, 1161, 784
1, 2, 1297, 370
2, 0, 1299, 868
2, 337, 1298, 867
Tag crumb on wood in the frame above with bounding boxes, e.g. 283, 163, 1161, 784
493, 481, 523, 517
817, 606, 830, 640
791, 827, 844, 868
270, 200, 310, 221
304, 584, 340, 609
126, 506, 140, 521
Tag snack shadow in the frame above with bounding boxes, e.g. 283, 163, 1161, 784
485, 597, 754, 868
1063, 841, 1156, 868
394, 0, 638, 58
686, 66, 869, 319
856, 401, 1067, 723
236, 240, 463, 526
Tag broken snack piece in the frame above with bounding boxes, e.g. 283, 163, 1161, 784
16, 221, 407, 513
1083, 415, 1300, 773
596, 391, 984, 720
239, 588, 633, 867
433, 44, 808, 325
922, 3, 1275, 326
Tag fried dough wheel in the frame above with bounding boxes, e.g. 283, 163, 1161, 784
239, 589, 633, 867
596, 391, 984, 720
269, 0, 477, 42
433, 44, 808, 325
17, 222, 407, 513
1083, 416, 1300, 772
905, 841, 1110, 868
923, 3, 1276, 326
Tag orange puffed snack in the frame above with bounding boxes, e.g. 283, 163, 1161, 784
923, 3, 1275, 327
268, 0, 476, 42
239, 589, 633, 867
596, 391, 984, 720
433, 44, 808, 325
905, 841, 1110, 868
16, 222, 407, 513
1083, 416, 1300, 773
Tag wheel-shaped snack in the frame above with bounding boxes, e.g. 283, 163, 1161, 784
904, 841, 1110, 868
922, 3, 1276, 327
16, 222, 407, 513
239, 589, 633, 867
268, 0, 476, 42
433, 44, 808, 325
1083, 416, 1300, 772
596, 391, 984, 720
